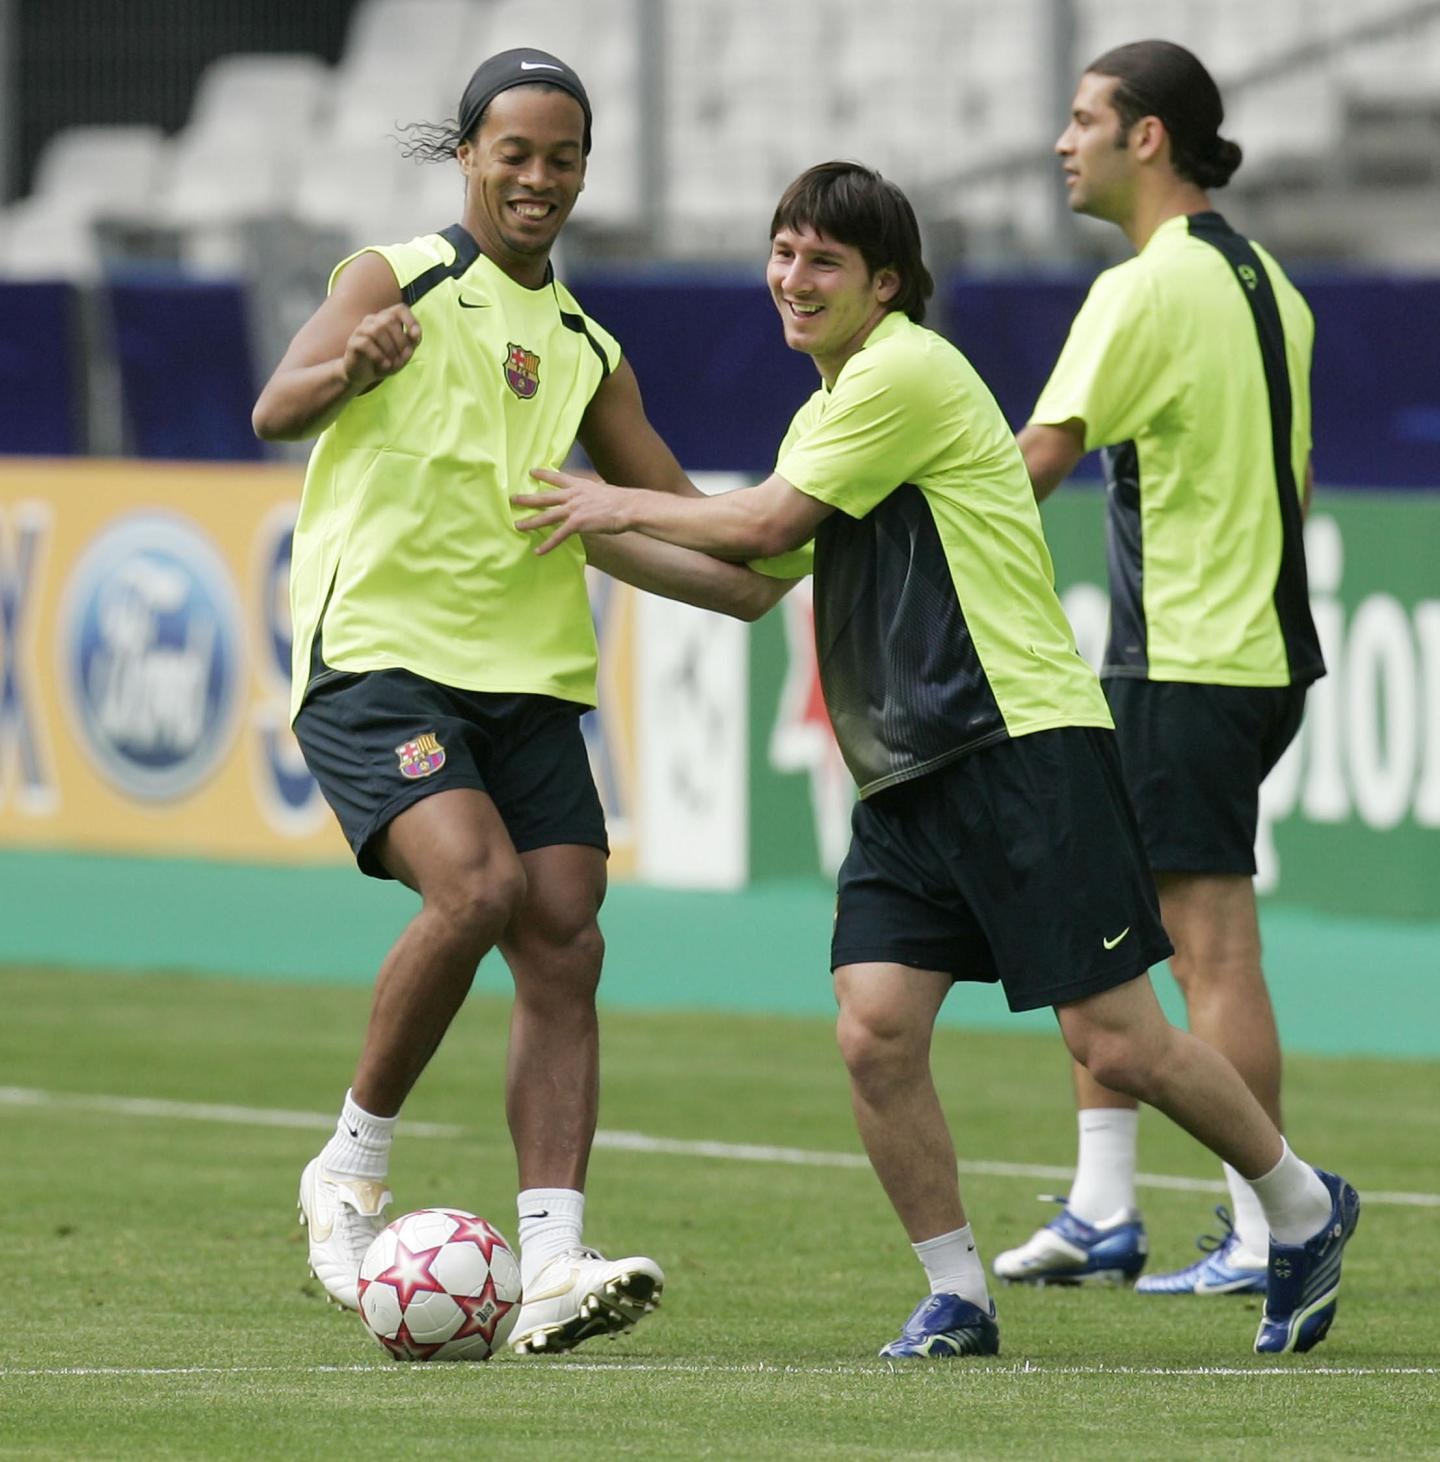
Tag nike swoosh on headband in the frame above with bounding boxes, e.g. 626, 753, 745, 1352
520, 61, 563, 71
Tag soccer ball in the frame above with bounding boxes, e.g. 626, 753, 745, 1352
357, 1208, 522, 1361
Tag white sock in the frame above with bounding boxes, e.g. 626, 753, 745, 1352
1066, 1108, 1140, 1224
1247, 1141, 1333, 1245
518, 1187, 585, 1289
319, 1090, 396, 1180
913, 1224, 990, 1310
1222, 1162, 1271, 1262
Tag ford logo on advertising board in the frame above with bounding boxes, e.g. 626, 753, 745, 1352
61, 513, 243, 801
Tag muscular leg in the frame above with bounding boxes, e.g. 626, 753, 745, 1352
353, 788, 528, 1116
1157, 871, 1282, 1123
834, 962, 967, 1241
499, 843, 607, 1191
1071, 872, 1280, 1117
299, 788, 527, 1309
1056, 975, 1281, 1180
500, 845, 665, 1354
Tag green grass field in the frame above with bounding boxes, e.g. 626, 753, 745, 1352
2, 965, 1437, 1459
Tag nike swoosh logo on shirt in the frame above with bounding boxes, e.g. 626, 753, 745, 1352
1102, 927, 1132, 950
458, 296, 490, 309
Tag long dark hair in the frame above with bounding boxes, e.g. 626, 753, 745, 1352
1088, 40, 1243, 189
395, 116, 464, 162
770, 161, 934, 323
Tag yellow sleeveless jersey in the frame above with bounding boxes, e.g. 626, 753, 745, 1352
289, 224, 620, 721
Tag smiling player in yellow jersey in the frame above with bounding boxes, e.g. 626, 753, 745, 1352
514, 160, 1355, 1360
992, 45, 1351, 1329
253, 49, 795, 1355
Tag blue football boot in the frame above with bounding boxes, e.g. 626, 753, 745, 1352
991, 1198, 1147, 1285
1255, 1169, 1361, 1354
1135, 1206, 1267, 1296
878, 1293, 1001, 1360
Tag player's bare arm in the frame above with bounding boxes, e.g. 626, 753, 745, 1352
516, 468, 831, 560
574, 360, 799, 617
1018, 419, 1087, 503
576, 359, 702, 497
252, 251, 420, 442
580, 533, 790, 622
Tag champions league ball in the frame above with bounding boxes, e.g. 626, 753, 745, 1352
357, 1209, 522, 1361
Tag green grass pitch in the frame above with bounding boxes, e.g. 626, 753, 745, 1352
2, 965, 1437, 1459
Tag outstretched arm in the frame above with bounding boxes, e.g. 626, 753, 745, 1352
581, 532, 794, 621
516, 467, 831, 561
1017, 420, 1086, 503
570, 356, 809, 616
252, 252, 418, 442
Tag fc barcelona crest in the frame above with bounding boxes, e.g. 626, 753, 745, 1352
396, 732, 446, 779
504, 342, 541, 399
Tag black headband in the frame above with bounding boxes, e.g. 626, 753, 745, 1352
456, 48, 593, 154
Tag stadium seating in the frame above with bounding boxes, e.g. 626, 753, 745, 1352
185, 53, 331, 147
0, 195, 102, 281
1, 0, 1438, 279
289, 136, 420, 250
29, 125, 168, 225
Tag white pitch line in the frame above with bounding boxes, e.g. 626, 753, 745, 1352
0, 1362, 1435, 1380
0, 1087, 465, 1139
3, 1085, 1437, 1209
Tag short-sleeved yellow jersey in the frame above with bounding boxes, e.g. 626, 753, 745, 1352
776, 312, 1111, 798
289, 225, 620, 721
1032, 211, 1323, 688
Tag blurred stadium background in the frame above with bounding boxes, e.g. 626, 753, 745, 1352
0, 0, 1436, 1057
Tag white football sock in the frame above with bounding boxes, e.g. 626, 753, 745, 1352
913, 1224, 990, 1310
1248, 1141, 1333, 1245
518, 1187, 585, 1289
1222, 1162, 1271, 1262
319, 1089, 396, 1180
1066, 1107, 1140, 1224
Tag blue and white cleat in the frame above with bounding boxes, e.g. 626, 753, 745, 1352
1135, 1207, 1266, 1296
878, 1293, 1000, 1359
1254, 1170, 1361, 1355
991, 1199, 1147, 1285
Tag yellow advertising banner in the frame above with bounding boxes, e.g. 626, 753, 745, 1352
0, 459, 345, 861
0, 459, 639, 873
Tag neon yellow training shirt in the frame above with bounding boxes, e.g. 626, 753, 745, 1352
289, 225, 620, 721
776, 311, 1112, 798
1031, 211, 1324, 687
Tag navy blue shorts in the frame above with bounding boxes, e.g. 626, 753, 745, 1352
831, 727, 1172, 1013
1104, 678, 1308, 876
293, 667, 607, 880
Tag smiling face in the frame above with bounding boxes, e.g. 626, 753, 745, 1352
1055, 71, 1139, 223
766, 225, 898, 386
458, 84, 586, 286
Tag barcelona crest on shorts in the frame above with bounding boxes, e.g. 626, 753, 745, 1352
504, 342, 541, 399
395, 732, 446, 779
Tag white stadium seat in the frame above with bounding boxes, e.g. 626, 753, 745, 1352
30, 126, 168, 224
186, 53, 331, 147
0, 196, 101, 281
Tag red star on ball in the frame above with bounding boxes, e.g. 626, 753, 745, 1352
376, 1317, 448, 1362
450, 1273, 516, 1347
447, 1213, 508, 1263
372, 1238, 447, 1308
